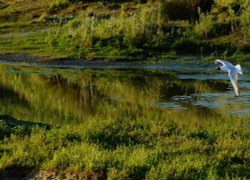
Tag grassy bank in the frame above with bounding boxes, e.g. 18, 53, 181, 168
0, 0, 249, 60
0, 114, 249, 179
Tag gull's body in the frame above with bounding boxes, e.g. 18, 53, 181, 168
215, 59, 243, 96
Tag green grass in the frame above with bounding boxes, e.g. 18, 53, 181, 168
0, 0, 249, 60
0, 115, 249, 179
46, 2, 167, 58
0, 30, 72, 59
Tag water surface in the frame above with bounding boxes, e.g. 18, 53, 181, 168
0, 57, 249, 126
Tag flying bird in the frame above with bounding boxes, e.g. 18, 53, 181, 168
215, 59, 243, 96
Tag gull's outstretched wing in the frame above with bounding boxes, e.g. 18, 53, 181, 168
228, 70, 239, 96
215, 59, 233, 67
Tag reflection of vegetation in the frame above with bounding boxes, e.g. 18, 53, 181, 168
0, 64, 228, 125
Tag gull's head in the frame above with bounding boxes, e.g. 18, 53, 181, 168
214, 59, 221, 64
214, 59, 222, 70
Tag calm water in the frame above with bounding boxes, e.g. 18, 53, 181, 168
0, 57, 249, 126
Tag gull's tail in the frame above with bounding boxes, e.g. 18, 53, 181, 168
235, 64, 243, 74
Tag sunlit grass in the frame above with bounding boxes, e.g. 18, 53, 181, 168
47, 2, 168, 58
0, 0, 249, 59
0, 114, 249, 179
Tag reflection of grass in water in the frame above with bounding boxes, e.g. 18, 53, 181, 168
0, 64, 245, 127
149, 102, 187, 110
0, 115, 249, 179
0, 66, 178, 124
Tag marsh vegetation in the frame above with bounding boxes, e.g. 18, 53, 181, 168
0, 0, 250, 179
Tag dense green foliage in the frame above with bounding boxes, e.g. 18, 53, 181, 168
0, 114, 249, 179
49, 3, 167, 57
47, 0, 250, 59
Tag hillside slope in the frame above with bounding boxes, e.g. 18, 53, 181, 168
0, 0, 249, 60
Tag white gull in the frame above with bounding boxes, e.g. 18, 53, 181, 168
215, 59, 243, 96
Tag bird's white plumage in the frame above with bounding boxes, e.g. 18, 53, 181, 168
215, 59, 243, 96
229, 71, 239, 96
234, 64, 243, 74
